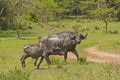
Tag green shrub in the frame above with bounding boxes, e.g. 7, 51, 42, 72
72, 24, 81, 33
80, 56, 87, 63
0, 69, 30, 80
80, 28, 90, 32
94, 26, 100, 30
62, 24, 65, 28
109, 30, 118, 34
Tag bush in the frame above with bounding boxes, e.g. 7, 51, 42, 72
0, 69, 30, 80
80, 56, 87, 63
62, 24, 65, 28
72, 24, 81, 33
80, 28, 90, 32
109, 30, 118, 34
94, 26, 100, 30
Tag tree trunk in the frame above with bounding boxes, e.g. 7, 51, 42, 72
0, 7, 4, 16
103, 19, 108, 32
16, 28, 20, 39
13, 17, 21, 39
105, 21, 108, 32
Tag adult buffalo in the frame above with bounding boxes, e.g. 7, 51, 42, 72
39, 31, 88, 67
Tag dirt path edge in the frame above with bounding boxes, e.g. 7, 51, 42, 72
86, 46, 120, 64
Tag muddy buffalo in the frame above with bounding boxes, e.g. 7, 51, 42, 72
20, 44, 63, 69
39, 31, 88, 67
20, 44, 46, 69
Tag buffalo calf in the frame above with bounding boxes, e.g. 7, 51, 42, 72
20, 44, 45, 69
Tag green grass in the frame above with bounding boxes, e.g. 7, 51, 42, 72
0, 18, 120, 80
99, 39, 120, 54
1, 61, 120, 80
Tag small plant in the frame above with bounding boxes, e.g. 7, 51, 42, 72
80, 28, 85, 32
80, 27, 90, 32
77, 19, 80, 22
62, 24, 65, 28
80, 56, 87, 63
109, 30, 118, 34
94, 26, 100, 30
72, 24, 81, 33
86, 28, 90, 31
49, 22, 62, 28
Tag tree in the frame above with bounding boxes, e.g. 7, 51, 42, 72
114, 0, 120, 20
32, 0, 58, 23
0, 0, 11, 30
8, 0, 28, 39
90, 0, 117, 32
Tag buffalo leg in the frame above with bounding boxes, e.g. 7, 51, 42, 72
37, 56, 44, 69
64, 51, 68, 64
72, 49, 79, 61
20, 54, 28, 68
44, 54, 51, 68
34, 58, 38, 66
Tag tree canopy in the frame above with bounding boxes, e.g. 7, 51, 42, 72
0, 0, 120, 31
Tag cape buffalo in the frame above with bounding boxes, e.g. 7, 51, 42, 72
39, 31, 88, 67
20, 44, 63, 69
20, 44, 46, 69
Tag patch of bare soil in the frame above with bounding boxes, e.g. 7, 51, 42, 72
54, 46, 120, 64
86, 46, 120, 64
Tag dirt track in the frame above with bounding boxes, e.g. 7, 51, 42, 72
86, 46, 120, 64
56, 46, 120, 64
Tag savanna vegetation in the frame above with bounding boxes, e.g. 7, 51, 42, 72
0, 0, 120, 80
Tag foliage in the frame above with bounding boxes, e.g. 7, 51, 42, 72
0, 0, 120, 33
72, 24, 81, 33
0, 69, 30, 80
89, 0, 118, 32
0, 0, 12, 30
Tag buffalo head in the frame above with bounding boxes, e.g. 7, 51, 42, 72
75, 33, 88, 44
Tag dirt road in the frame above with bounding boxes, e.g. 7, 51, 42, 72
86, 46, 120, 64
55, 46, 120, 64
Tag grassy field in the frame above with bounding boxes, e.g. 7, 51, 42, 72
0, 19, 120, 80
